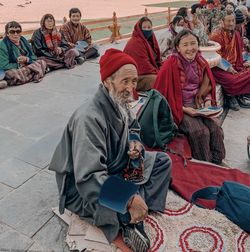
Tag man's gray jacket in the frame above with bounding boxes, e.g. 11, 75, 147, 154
49, 84, 156, 242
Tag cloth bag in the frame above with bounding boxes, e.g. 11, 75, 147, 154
137, 89, 177, 149
191, 181, 250, 232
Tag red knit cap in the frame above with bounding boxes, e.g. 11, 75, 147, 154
99, 48, 138, 82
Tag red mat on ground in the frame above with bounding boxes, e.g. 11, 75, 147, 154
146, 135, 250, 209
169, 153, 250, 208
166, 133, 192, 159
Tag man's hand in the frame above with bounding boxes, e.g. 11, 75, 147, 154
128, 140, 143, 159
183, 106, 197, 117
128, 195, 148, 223
228, 66, 238, 74
17, 55, 28, 65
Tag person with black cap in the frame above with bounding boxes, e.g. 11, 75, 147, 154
49, 48, 172, 252
235, 9, 246, 36
236, 5, 250, 52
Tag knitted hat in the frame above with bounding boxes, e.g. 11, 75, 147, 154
235, 10, 245, 24
99, 48, 138, 82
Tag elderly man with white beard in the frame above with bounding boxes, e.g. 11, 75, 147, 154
49, 48, 172, 252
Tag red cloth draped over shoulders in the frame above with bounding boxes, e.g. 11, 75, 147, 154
210, 28, 250, 95
234, 31, 244, 69
123, 20, 162, 76
153, 53, 216, 126
210, 28, 244, 69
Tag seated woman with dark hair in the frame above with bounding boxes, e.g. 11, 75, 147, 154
153, 30, 226, 164
176, 7, 194, 30
190, 4, 208, 44
31, 14, 78, 70
123, 17, 162, 91
0, 21, 47, 87
158, 15, 185, 60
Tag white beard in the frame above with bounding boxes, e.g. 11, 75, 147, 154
109, 86, 133, 122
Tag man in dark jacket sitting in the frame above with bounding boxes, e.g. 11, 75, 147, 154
49, 49, 172, 251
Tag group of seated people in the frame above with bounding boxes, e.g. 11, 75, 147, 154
47, 10, 240, 251
124, 2, 250, 111
49, 2, 250, 252
1, 2, 250, 251
0, 8, 99, 89
121, 1, 250, 167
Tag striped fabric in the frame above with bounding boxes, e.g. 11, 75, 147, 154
179, 114, 225, 164
4, 59, 47, 86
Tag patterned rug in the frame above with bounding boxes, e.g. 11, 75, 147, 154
54, 189, 250, 252
145, 190, 250, 252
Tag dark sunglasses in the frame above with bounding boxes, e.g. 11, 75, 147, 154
8, 30, 21, 34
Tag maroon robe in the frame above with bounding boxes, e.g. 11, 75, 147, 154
210, 28, 250, 95
123, 20, 162, 76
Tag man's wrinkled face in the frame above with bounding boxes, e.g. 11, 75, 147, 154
223, 14, 236, 31
240, 8, 248, 17
70, 12, 81, 25
105, 64, 138, 105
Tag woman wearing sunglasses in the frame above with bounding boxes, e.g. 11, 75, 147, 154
0, 21, 47, 87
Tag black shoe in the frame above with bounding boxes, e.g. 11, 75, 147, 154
226, 96, 240, 111
237, 95, 250, 108
76, 56, 86, 65
121, 223, 150, 252
242, 94, 250, 101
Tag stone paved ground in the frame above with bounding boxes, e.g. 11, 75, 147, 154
0, 31, 249, 251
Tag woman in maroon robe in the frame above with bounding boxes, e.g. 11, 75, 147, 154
153, 30, 225, 164
124, 17, 162, 91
